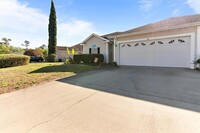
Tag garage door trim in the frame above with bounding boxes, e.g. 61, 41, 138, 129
117, 32, 195, 69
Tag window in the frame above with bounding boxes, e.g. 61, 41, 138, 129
91, 44, 98, 54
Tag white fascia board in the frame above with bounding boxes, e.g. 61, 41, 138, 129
81, 33, 110, 45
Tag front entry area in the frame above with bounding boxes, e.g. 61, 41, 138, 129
109, 43, 114, 63
119, 36, 191, 68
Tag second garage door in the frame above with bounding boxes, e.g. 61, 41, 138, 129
119, 36, 191, 68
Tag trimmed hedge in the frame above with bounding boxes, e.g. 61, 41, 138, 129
73, 54, 104, 64
0, 54, 30, 68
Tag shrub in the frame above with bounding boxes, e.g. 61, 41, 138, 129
0, 54, 30, 68
24, 49, 43, 57
0, 44, 24, 54
47, 54, 56, 62
73, 54, 104, 64
0, 44, 10, 54
65, 57, 74, 64
110, 62, 118, 67
65, 59, 70, 64
196, 59, 200, 64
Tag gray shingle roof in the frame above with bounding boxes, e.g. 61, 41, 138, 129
104, 14, 200, 37
124, 14, 200, 34
57, 44, 83, 51
102, 32, 122, 37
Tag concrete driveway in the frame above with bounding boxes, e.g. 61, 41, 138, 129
0, 66, 200, 133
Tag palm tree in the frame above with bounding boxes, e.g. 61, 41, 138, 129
21, 40, 30, 49
39, 44, 47, 49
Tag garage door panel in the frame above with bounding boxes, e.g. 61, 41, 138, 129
119, 37, 190, 68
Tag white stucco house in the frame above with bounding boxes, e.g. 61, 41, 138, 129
81, 14, 200, 69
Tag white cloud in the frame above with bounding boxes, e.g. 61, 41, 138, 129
58, 20, 96, 45
186, 0, 200, 13
139, 0, 153, 12
0, 0, 96, 48
139, 0, 163, 13
0, 0, 48, 33
172, 9, 180, 16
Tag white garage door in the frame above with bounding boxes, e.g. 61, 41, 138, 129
119, 36, 191, 68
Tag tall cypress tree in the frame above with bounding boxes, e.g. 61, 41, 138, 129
48, 0, 57, 61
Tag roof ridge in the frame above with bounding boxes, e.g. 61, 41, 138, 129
100, 14, 200, 38
116, 14, 200, 36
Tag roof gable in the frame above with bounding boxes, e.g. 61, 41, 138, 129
81, 33, 109, 45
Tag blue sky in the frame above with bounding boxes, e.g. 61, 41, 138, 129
0, 0, 199, 48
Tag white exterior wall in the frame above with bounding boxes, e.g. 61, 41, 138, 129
83, 36, 108, 63
197, 26, 200, 58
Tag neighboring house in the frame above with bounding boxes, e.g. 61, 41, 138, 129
81, 14, 200, 69
56, 44, 83, 61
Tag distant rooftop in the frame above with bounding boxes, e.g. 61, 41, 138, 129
57, 44, 83, 51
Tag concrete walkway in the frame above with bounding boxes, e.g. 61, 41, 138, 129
0, 81, 199, 133
0, 67, 200, 133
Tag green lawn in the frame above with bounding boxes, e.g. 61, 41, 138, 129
0, 63, 96, 94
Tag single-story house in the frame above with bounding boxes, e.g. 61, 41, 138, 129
81, 14, 200, 69
56, 44, 83, 61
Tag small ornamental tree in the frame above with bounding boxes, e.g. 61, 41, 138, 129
48, 0, 57, 62
37, 48, 48, 58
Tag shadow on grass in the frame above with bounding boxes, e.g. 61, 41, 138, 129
57, 66, 200, 113
29, 64, 96, 74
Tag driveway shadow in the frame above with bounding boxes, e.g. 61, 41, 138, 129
29, 64, 96, 74
57, 66, 200, 112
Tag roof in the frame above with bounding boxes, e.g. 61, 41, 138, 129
102, 32, 122, 37
57, 44, 83, 51
70, 44, 83, 51
105, 14, 200, 38
57, 46, 67, 51
81, 33, 110, 45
